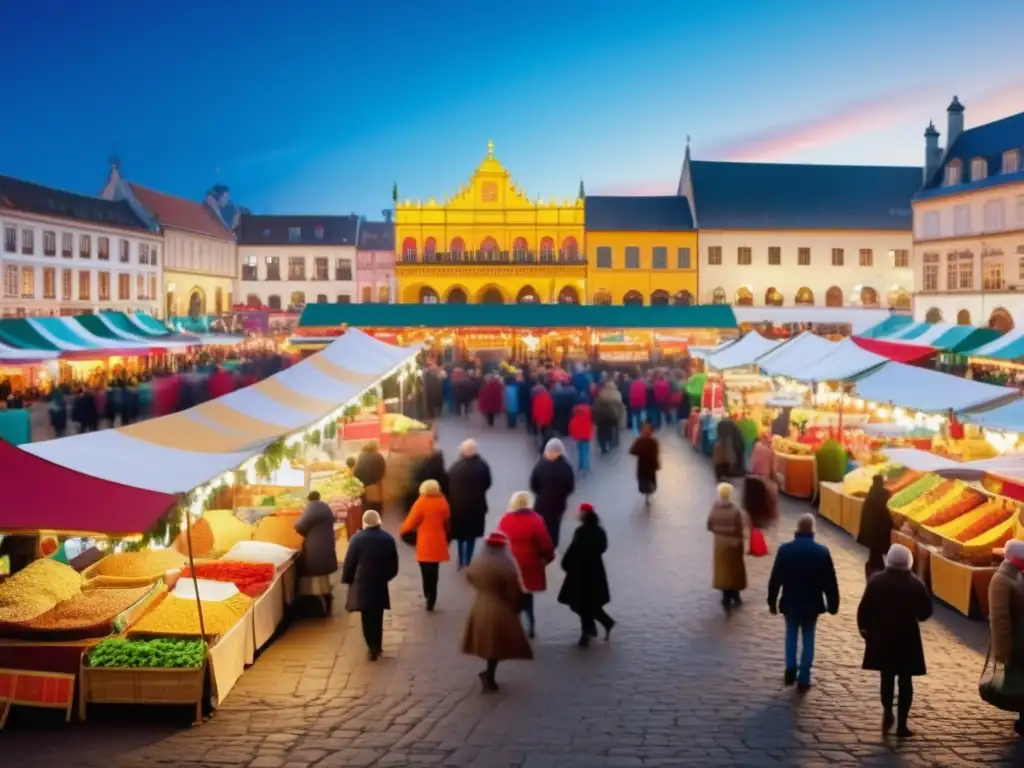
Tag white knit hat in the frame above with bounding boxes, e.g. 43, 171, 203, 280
1004, 539, 1024, 561
885, 543, 914, 570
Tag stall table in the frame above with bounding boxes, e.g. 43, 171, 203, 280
818, 482, 843, 526
774, 453, 816, 499
929, 551, 997, 617
841, 493, 865, 537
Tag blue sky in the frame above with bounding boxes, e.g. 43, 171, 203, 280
1, 0, 1022, 217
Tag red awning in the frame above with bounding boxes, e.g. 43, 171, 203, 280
851, 336, 938, 364
0, 440, 179, 536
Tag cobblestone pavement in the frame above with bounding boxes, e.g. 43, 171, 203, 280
5, 416, 1024, 767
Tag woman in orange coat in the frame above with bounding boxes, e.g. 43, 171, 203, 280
400, 479, 451, 611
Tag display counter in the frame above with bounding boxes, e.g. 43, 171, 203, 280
818, 482, 843, 526
841, 493, 865, 537
208, 606, 255, 707
251, 559, 298, 652
774, 453, 815, 498
929, 550, 997, 617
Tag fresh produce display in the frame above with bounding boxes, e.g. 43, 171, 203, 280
883, 468, 923, 494
772, 436, 813, 456
93, 549, 187, 583
253, 515, 304, 549
181, 562, 275, 597
815, 440, 848, 484
383, 414, 427, 435
961, 515, 1016, 554
842, 463, 897, 496
894, 479, 959, 519
202, 510, 254, 554
312, 473, 364, 501
174, 518, 215, 558
220, 541, 297, 567
735, 419, 759, 453
927, 499, 1007, 540
2, 585, 157, 640
916, 490, 986, 527
954, 503, 1016, 543
889, 474, 944, 509
0, 559, 82, 622
88, 637, 206, 669
130, 592, 252, 638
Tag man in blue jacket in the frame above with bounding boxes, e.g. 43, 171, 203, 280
768, 514, 840, 692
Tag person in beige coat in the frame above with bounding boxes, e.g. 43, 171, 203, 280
987, 539, 1024, 735
707, 482, 746, 612
461, 531, 534, 692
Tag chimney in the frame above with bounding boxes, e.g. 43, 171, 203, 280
947, 96, 965, 150
381, 209, 393, 223
924, 121, 940, 184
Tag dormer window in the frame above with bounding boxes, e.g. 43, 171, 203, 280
1004, 150, 1021, 175
945, 160, 962, 186
971, 157, 988, 182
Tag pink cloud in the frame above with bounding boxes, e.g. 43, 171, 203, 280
588, 180, 675, 196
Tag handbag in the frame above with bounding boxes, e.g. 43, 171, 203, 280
748, 527, 769, 557
401, 530, 417, 547
979, 645, 1024, 712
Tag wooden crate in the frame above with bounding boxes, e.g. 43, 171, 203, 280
79, 659, 206, 723
818, 482, 843, 526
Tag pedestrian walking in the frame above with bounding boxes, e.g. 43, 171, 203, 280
448, 439, 493, 569
341, 510, 399, 661
629, 423, 660, 505
399, 479, 451, 611
499, 490, 555, 638
593, 381, 624, 453
768, 513, 840, 692
558, 503, 614, 647
707, 483, 747, 612
531, 383, 554, 452
985, 539, 1024, 736
628, 376, 647, 432
48, 389, 67, 438
293, 490, 339, 614
653, 373, 672, 426
504, 372, 522, 428
857, 474, 894, 580
529, 438, 576, 548
856, 543, 932, 737
742, 473, 778, 556
404, 446, 449, 515
478, 374, 503, 427
461, 531, 533, 692
354, 441, 387, 514
568, 402, 593, 476
749, 434, 774, 480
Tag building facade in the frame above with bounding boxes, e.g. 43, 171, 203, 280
394, 142, 585, 304
101, 163, 238, 318
356, 220, 396, 303
0, 175, 162, 318
911, 98, 1024, 330
236, 214, 359, 310
584, 196, 698, 305
679, 148, 919, 310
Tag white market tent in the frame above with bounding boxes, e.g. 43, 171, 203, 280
22, 329, 420, 494
852, 361, 1017, 414
732, 307, 892, 334
706, 331, 780, 370
0, 339, 58, 363
757, 332, 838, 378
881, 448, 965, 473
783, 338, 888, 383
968, 328, 1024, 358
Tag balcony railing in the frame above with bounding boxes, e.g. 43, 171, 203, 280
399, 249, 585, 265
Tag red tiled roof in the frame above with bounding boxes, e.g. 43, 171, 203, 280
129, 183, 234, 240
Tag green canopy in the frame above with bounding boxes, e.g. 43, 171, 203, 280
0, 319, 60, 350
858, 315, 914, 339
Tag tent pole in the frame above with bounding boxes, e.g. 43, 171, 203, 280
183, 507, 207, 640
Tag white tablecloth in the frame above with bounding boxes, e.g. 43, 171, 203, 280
251, 559, 297, 651
208, 607, 255, 707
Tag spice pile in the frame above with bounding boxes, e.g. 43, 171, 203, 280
174, 518, 215, 558
130, 592, 252, 638
0, 559, 82, 622
203, 510, 254, 554
253, 515, 304, 550
88, 637, 206, 669
181, 562, 275, 597
93, 550, 187, 585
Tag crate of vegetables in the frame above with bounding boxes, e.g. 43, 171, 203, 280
80, 637, 207, 722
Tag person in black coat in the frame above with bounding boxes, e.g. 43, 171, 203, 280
529, 438, 576, 548
558, 503, 614, 647
552, 383, 576, 437
341, 510, 399, 661
48, 389, 68, 438
71, 389, 99, 433
857, 474, 893, 580
405, 448, 449, 515
447, 439, 493, 569
857, 543, 932, 738
119, 385, 141, 426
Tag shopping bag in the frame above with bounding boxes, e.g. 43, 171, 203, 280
748, 527, 769, 557
979, 646, 1024, 712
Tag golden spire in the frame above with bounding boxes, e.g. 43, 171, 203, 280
487, 139, 494, 158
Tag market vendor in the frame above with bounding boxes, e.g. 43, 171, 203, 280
294, 491, 339, 614
354, 441, 387, 514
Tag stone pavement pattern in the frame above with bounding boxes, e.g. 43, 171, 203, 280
4, 416, 1024, 767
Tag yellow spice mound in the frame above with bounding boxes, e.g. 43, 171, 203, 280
203, 510, 253, 554
253, 515, 304, 550
96, 549, 187, 580
24, 585, 153, 630
131, 592, 252, 638
0, 559, 83, 623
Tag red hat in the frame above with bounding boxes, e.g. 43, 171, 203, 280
578, 503, 595, 514
485, 531, 509, 547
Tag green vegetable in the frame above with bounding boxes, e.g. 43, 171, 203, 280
889, 474, 943, 509
814, 440, 848, 484
87, 638, 206, 669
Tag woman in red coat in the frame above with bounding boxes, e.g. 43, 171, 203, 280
499, 490, 555, 638
531, 384, 554, 452
628, 377, 648, 431
568, 403, 594, 476
478, 375, 504, 427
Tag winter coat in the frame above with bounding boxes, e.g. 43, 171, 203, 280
572, 370, 592, 399
461, 548, 534, 661
447, 454, 493, 540
341, 527, 399, 612
568, 404, 593, 442
750, 440, 774, 479
592, 390, 622, 426
857, 483, 894, 557
504, 381, 520, 414
552, 387, 576, 435
742, 475, 779, 531
405, 450, 449, 512
400, 490, 451, 563
768, 532, 840, 618
558, 515, 610, 613
629, 379, 647, 409
529, 455, 576, 523
707, 500, 746, 591
532, 387, 554, 427
857, 567, 932, 676
499, 508, 555, 592
478, 378, 504, 416
293, 499, 338, 577
653, 378, 671, 407
713, 420, 746, 477
989, 560, 1024, 665
354, 448, 387, 503
629, 435, 659, 483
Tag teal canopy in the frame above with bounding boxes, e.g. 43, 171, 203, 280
858, 315, 914, 339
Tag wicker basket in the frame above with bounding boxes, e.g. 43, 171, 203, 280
78, 658, 206, 723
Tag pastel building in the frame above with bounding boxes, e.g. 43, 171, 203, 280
356, 220, 395, 303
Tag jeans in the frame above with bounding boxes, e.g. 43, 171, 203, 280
457, 538, 477, 568
361, 609, 384, 653
520, 592, 535, 634
419, 562, 439, 608
507, 412, 518, 428
881, 672, 913, 720
576, 439, 591, 473
630, 411, 644, 432
784, 614, 818, 685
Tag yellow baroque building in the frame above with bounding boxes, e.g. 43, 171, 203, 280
395, 141, 586, 305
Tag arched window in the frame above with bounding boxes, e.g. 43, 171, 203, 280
316, 294, 328, 304
419, 286, 440, 304
290, 291, 306, 309
557, 286, 580, 304
423, 237, 437, 262
450, 237, 465, 259
517, 286, 540, 303
650, 289, 670, 306
592, 290, 612, 306
561, 236, 579, 261
989, 307, 1015, 332
188, 291, 204, 318
512, 237, 528, 261
267, 294, 281, 310
860, 286, 879, 307
673, 290, 693, 306
245, 293, 261, 307
735, 287, 753, 306
825, 286, 843, 307
795, 287, 814, 306
623, 290, 644, 306
401, 237, 417, 262
539, 237, 554, 260
956, 309, 972, 325
446, 287, 468, 304
765, 287, 783, 306
214, 286, 224, 314
924, 307, 943, 323
479, 286, 505, 304
480, 236, 499, 260
887, 288, 910, 310
711, 287, 727, 305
